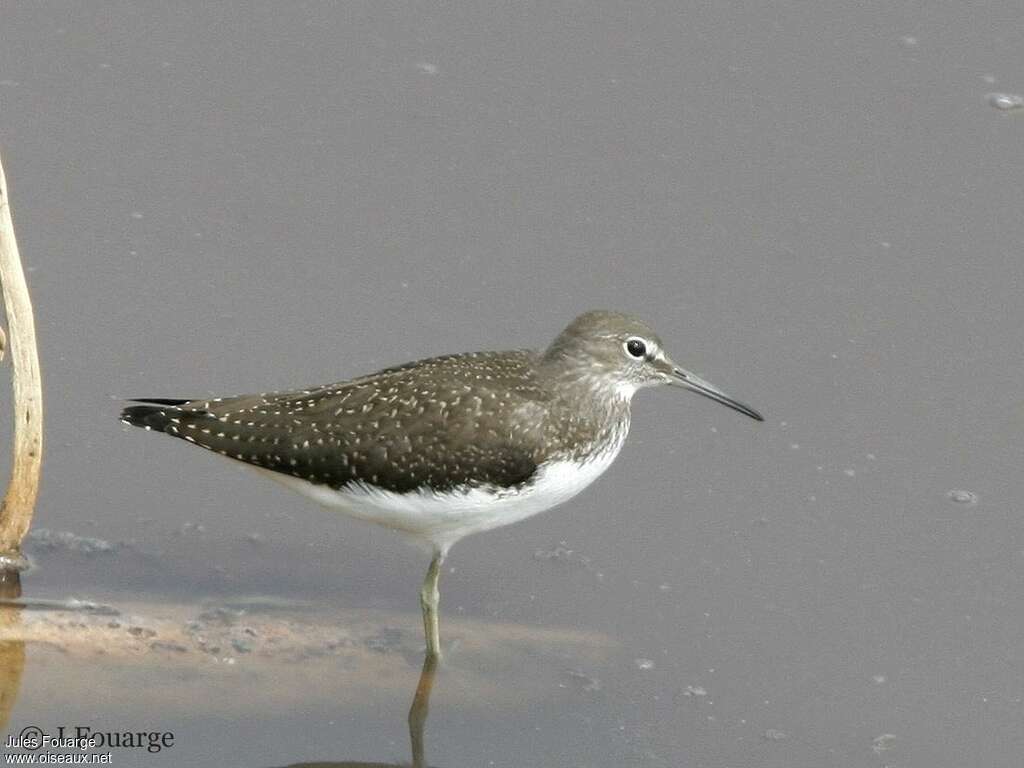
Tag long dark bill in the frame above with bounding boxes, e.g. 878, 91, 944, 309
668, 365, 764, 422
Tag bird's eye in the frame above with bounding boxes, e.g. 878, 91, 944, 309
625, 338, 647, 359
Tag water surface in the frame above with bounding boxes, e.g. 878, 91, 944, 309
1, 2, 1023, 766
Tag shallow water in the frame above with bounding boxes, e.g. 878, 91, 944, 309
2, 2, 1024, 766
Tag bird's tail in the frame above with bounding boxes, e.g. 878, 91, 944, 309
120, 398, 191, 433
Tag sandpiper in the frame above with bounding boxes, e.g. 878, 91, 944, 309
121, 310, 762, 657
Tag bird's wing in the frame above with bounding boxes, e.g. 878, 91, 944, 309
122, 350, 549, 493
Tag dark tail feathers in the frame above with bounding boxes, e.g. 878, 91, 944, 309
120, 398, 191, 433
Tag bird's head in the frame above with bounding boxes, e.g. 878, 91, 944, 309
542, 310, 763, 421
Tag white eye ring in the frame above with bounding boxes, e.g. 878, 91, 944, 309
624, 337, 647, 359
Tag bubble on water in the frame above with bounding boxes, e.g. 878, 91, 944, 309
872, 674, 887, 684
987, 92, 1024, 111
844, 468, 856, 477
872, 734, 896, 753
634, 658, 655, 670
683, 684, 707, 697
763, 729, 788, 741
947, 489, 978, 505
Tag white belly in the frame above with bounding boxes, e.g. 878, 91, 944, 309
261, 438, 626, 554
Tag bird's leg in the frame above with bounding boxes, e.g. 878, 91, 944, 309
420, 550, 444, 658
410, 551, 444, 766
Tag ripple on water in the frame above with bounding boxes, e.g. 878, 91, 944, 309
947, 489, 978, 505
987, 92, 1024, 111
25, 529, 116, 555
872, 734, 897, 754
561, 669, 601, 692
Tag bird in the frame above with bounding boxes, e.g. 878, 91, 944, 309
121, 310, 763, 658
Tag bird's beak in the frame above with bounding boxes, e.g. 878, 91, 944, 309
655, 357, 764, 422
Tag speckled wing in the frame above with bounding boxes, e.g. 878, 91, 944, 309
121, 350, 549, 493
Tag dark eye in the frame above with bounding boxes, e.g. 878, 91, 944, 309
625, 338, 647, 358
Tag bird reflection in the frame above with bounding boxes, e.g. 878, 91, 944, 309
407, 653, 438, 768
0, 569, 25, 732
271, 651, 440, 768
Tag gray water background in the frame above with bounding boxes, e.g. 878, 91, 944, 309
1, 2, 1023, 766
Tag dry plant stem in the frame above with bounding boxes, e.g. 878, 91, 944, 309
0, 153, 42, 557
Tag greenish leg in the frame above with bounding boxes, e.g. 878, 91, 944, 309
410, 551, 445, 767
420, 550, 444, 658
